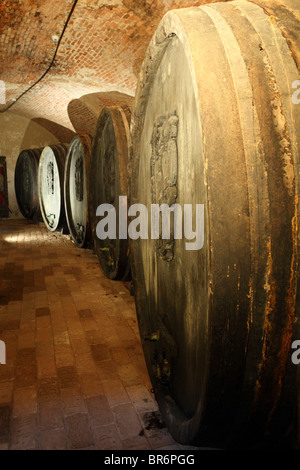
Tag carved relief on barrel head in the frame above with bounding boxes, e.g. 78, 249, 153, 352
104, 144, 115, 205
151, 111, 179, 262
23, 158, 30, 197
47, 161, 54, 195
75, 156, 84, 202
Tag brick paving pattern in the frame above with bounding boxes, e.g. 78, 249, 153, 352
0, 219, 199, 450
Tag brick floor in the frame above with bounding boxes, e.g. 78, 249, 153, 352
0, 219, 198, 450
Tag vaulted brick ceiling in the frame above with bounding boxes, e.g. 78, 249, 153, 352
0, 0, 226, 133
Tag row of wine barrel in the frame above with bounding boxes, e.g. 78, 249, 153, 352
15, 0, 299, 449
14, 106, 131, 281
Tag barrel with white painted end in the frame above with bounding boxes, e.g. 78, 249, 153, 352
89, 106, 131, 280
14, 148, 43, 221
130, 0, 299, 448
64, 134, 92, 248
38, 144, 69, 233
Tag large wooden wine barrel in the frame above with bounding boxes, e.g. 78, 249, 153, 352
38, 144, 69, 233
64, 134, 92, 248
14, 148, 43, 220
129, 0, 299, 449
89, 106, 131, 280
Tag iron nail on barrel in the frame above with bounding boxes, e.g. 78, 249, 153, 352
38, 144, 69, 233
129, 0, 299, 448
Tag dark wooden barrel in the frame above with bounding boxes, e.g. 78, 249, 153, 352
14, 148, 43, 220
89, 106, 131, 280
64, 134, 92, 248
129, 0, 299, 449
38, 144, 69, 233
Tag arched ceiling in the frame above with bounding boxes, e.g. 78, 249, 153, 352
1, 0, 298, 133
0, 0, 223, 131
